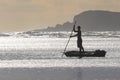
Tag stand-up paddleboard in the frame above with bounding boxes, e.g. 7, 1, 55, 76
64, 50, 106, 58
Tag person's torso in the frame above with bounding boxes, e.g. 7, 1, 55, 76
77, 30, 81, 40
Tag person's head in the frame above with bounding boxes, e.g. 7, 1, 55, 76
77, 26, 81, 30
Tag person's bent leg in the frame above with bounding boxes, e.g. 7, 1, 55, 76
79, 48, 82, 58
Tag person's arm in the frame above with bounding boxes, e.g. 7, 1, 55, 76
73, 23, 78, 32
70, 34, 78, 38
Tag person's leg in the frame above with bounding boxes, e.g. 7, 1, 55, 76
79, 48, 82, 58
82, 46, 84, 52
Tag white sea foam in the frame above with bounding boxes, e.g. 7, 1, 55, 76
0, 31, 120, 38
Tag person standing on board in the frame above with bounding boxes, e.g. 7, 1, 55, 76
70, 24, 84, 55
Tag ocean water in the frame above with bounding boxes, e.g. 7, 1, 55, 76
0, 67, 120, 80
0, 31, 120, 80
0, 31, 119, 67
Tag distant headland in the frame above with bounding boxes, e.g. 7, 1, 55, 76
34, 10, 120, 32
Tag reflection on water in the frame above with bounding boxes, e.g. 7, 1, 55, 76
0, 37, 119, 60
0, 67, 120, 80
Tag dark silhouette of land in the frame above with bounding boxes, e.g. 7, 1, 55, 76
35, 10, 120, 32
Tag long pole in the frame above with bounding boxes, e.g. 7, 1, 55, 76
63, 29, 73, 52
62, 21, 76, 57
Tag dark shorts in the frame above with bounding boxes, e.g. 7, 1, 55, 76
77, 40, 82, 48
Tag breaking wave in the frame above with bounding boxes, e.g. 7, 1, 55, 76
0, 31, 119, 38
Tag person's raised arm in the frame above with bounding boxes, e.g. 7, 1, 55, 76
73, 21, 78, 32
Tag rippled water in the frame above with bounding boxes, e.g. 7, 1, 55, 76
0, 36, 120, 59
0, 33, 120, 80
0, 35, 119, 67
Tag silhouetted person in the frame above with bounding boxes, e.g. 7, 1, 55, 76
70, 25, 84, 55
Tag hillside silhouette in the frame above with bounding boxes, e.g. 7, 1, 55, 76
36, 10, 120, 32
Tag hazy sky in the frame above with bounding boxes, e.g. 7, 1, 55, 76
0, 0, 120, 32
